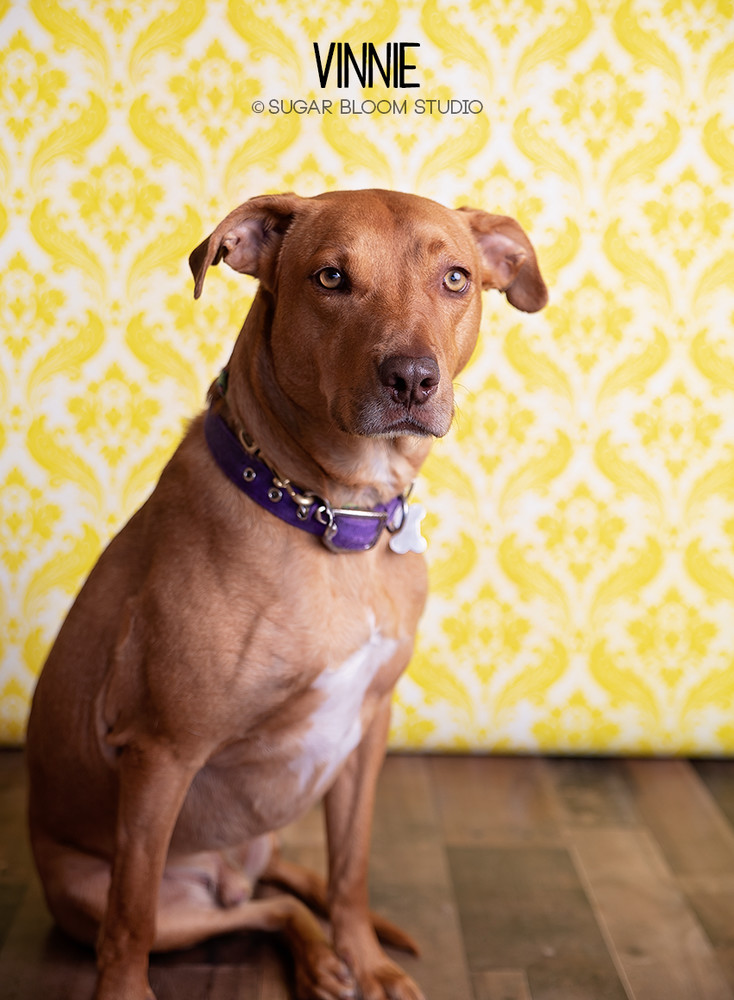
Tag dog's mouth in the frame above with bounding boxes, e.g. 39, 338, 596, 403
344, 396, 454, 439
376, 412, 442, 438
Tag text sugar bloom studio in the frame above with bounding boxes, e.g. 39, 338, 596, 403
252, 98, 485, 116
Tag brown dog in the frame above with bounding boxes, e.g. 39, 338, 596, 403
26, 188, 547, 1000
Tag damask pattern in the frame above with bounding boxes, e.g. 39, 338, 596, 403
0, 0, 732, 751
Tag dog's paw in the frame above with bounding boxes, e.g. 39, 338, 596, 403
352, 956, 426, 1000
293, 942, 357, 1000
333, 922, 424, 1000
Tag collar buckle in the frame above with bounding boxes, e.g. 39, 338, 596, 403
315, 501, 391, 553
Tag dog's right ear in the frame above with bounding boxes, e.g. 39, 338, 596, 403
189, 194, 303, 299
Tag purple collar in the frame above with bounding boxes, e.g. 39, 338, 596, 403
204, 408, 409, 553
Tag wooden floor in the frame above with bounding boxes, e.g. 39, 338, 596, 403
3, 751, 734, 1000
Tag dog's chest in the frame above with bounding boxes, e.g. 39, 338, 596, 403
290, 624, 398, 797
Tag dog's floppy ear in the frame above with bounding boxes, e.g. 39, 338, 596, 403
189, 194, 304, 299
457, 208, 548, 312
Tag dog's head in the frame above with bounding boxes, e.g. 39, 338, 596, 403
190, 189, 546, 439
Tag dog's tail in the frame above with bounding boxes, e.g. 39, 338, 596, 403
261, 853, 420, 955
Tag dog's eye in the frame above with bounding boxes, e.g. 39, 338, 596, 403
443, 269, 469, 293
316, 267, 346, 290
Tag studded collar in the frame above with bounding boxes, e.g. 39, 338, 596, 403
203, 405, 419, 553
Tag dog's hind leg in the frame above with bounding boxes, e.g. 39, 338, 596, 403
155, 879, 355, 1000
31, 835, 115, 949
33, 837, 355, 1000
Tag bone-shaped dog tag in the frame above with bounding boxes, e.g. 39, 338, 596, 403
389, 503, 428, 555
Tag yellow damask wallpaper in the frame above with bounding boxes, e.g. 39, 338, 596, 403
0, 0, 733, 751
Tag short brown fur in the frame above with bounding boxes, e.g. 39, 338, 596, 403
27, 188, 547, 1000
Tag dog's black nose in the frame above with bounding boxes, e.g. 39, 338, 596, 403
378, 355, 440, 407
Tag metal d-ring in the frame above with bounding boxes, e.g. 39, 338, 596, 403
314, 503, 343, 552
386, 495, 409, 534
314, 502, 335, 530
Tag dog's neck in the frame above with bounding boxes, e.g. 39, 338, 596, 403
220, 296, 431, 509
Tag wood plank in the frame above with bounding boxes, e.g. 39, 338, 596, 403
717, 952, 734, 997
0, 883, 25, 953
150, 943, 266, 999
150, 965, 225, 1000
6, 751, 734, 1000
256, 945, 291, 1000
0, 751, 33, 883
570, 827, 733, 1000
676, 874, 734, 949
372, 755, 458, 889
677, 874, 734, 997
150, 960, 274, 1000
369, 755, 473, 1000
0, 875, 98, 1000
472, 969, 533, 1000
430, 755, 562, 847
0, 750, 26, 790
0, 750, 34, 958
693, 762, 734, 831
545, 758, 639, 829
624, 760, 734, 878
448, 845, 628, 1000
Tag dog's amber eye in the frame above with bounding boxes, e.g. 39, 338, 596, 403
443, 269, 469, 292
317, 267, 345, 289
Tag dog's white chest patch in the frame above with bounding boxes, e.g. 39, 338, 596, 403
292, 625, 398, 797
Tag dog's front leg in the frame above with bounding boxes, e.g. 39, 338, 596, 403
325, 696, 426, 1000
95, 740, 199, 1000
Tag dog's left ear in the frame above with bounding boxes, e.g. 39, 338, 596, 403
189, 194, 304, 299
458, 208, 548, 312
